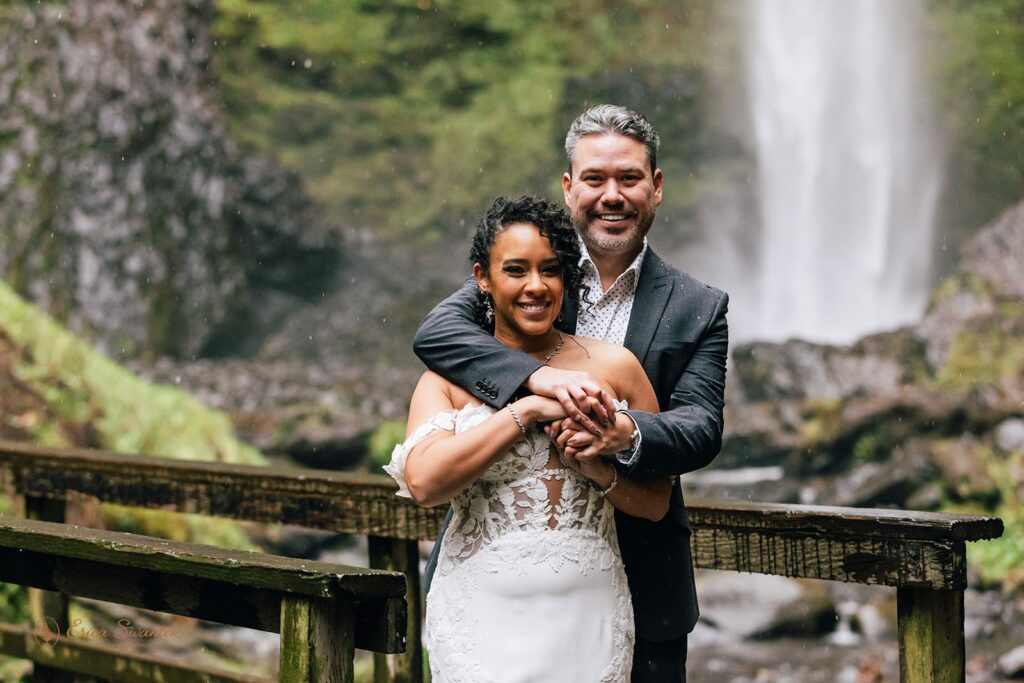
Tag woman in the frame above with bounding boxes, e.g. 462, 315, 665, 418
384, 195, 671, 681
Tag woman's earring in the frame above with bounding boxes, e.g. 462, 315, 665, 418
483, 293, 494, 324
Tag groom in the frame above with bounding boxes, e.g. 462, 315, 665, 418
414, 104, 729, 682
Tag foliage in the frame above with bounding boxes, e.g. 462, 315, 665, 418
210, 0, 717, 248
943, 447, 1024, 591
368, 418, 407, 471
929, 0, 1024, 237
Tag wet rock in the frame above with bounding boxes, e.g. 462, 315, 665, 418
695, 572, 835, 641
855, 603, 895, 643
925, 437, 999, 503
808, 446, 936, 508
259, 525, 351, 560
959, 200, 1024, 300
998, 644, 1024, 678
996, 418, 1024, 453
129, 356, 417, 459
730, 332, 912, 404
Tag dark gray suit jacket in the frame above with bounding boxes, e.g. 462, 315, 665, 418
412, 249, 729, 642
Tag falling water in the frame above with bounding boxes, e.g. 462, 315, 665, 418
743, 0, 944, 344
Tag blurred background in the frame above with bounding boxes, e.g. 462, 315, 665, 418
2, 0, 1023, 680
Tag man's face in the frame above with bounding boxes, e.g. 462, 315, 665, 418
562, 132, 663, 259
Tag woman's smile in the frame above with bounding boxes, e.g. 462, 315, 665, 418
516, 300, 552, 316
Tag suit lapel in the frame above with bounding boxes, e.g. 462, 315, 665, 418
623, 251, 672, 365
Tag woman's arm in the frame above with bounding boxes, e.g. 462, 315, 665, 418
578, 457, 674, 522
403, 373, 567, 507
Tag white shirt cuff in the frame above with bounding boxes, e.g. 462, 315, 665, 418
614, 410, 641, 466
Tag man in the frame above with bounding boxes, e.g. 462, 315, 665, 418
413, 104, 729, 681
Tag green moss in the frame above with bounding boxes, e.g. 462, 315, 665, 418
852, 428, 891, 464
368, 419, 407, 471
101, 505, 256, 550
937, 324, 1024, 391
798, 398, 843, 446
0, 281, 263, 464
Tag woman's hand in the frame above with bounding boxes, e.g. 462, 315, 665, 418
512, 395, 568, 426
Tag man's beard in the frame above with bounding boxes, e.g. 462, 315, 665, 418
575, 215, 648, 257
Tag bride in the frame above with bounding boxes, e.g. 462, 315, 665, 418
385, 195, 671, 682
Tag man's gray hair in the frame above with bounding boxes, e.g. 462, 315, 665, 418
564, 104, 660, 172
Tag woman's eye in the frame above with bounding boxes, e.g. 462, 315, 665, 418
503, 266, 525, 275
543, 266, 562, 275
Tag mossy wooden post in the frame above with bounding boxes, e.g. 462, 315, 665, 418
279, 595, 355, 683
369, 535, 424, 683
898, 587, 965, 683
24, 495, 72, 683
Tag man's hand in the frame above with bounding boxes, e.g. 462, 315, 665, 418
550, 412, 637, 462
526, 366, 616, 435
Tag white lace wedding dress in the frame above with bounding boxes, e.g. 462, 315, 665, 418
385, 403, 634, 682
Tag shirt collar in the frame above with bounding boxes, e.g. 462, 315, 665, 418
578, 237, 649, 292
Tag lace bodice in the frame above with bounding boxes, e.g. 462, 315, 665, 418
385, 403, 621, 574
386, 402, 634, 682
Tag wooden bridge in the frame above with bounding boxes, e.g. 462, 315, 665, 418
0, 440, 1005, 682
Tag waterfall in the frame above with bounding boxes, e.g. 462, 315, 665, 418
741, 0, 944, 344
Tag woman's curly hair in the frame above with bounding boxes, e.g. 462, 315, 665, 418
469, 195, 584, 329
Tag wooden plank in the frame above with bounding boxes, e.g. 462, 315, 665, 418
0, 546, 403, 653
369, 536, 421, 683
0, 516, 406, 600
24, 495, 72, 683
0, 441, 446, 540
0, 443, 1003, 546
279, 595, 354, 683
898, 587, 965, 683
0, 622, 266, 683
686, 498, 1004, 543
691, 526, 968, 590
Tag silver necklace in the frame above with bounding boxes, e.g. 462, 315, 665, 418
543, 330, 564, 364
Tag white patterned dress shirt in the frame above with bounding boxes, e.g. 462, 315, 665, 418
575, 239, 648, 465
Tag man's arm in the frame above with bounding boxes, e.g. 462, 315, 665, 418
413, 277, 542, 408
557, 290, 729, 475
624, 291, 729, 476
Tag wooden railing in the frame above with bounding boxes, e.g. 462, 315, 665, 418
0, 441, 1004, 683
0, 515, 406, 682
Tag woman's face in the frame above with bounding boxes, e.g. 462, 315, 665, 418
474, 222, 564, 342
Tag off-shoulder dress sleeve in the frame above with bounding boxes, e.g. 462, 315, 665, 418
382, 403, 496, 498
383, 410, 458, 498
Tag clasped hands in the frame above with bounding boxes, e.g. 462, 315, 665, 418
525, 366, 636, 463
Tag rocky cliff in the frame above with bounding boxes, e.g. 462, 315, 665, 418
0, 0, 338, 359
